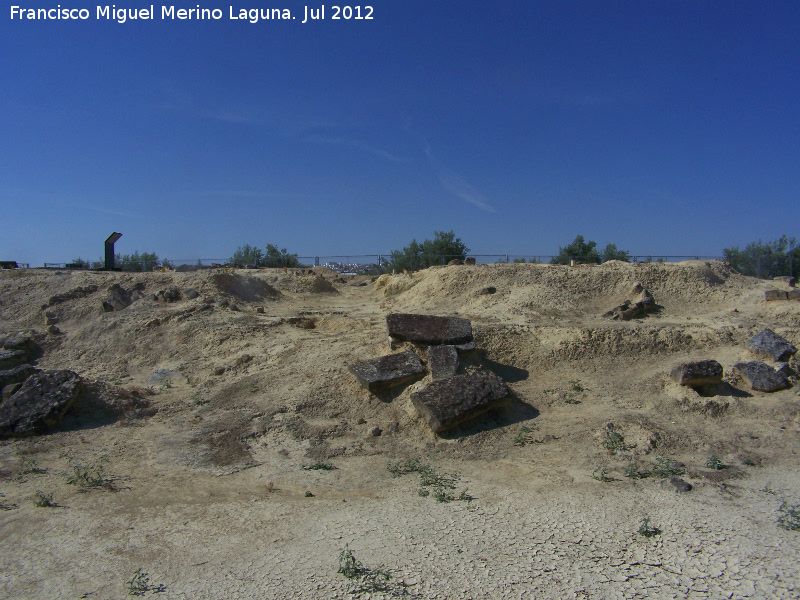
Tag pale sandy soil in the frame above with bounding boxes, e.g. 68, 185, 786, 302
0, 261, 798, 599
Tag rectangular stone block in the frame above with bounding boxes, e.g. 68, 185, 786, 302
411, 370, 509, 434
733, 361, 790, 392
428, 345, 458, 379
670, 360, 723, 387
788, 289, 800, 301
386, 313, 473, 346
748, 328, 797, 362
765, 290, 788, 301
348, 349, 425, 393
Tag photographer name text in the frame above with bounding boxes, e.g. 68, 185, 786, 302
9, 4, 373, 24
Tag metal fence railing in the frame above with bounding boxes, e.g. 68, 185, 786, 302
30, 252, 800, 281
37, 254, 731, 275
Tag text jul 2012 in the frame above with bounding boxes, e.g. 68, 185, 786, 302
9, 5, 375, 24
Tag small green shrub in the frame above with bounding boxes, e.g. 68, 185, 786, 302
601, 431, 630, 454
386, 457, 429, 477
337, 545, 393, 594
0, 492, 18, 511
651, 456, 685, 477
304, 491, 314, 497
16, 457, 46, 480
302, 462, 335, 471
563, 393, 581, 405
513, 423, 539, 446
33, 490, 55, 508
638, 518, 661, 538
777, 502, 800, 531
706, 455, 724, 470
126, 568, 166, 596
60, 452, 110, 489
389, 458, 471, 502
623, 462, 651, 479
592, 465, 613, 482
569, 379, 585, 392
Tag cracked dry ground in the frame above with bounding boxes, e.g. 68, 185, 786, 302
1, 261, 799, 599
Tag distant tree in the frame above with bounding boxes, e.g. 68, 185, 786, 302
230, 244, 264, 266
69, 257, 90, 269
600, 243, 631, 263
724, 235, 799, 279
550, 235, 601, 265
388, 230, 470, 272
116, 251, 160, 271
512, 257, 528, 263
263, 244, 301, 268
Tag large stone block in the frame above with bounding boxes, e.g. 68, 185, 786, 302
411, 370, 509, 434
428, 345, 459, 379
0, 370, 82, 437
670, 360, 723, 387
733, 361, 790, 392
0, 349, 27, 370
773, 276, 797, 287
386, 314, 473, 346
349, 350, 425, 393
765, 290, 788, 301
748, 328, 797, 362
0, 364, 37, 390
789, 289, 800, 301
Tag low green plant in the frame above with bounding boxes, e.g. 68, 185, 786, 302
0, 492, 18, 511
513, 423, 539, 446
302, 462, 335, 471
386, 457, 429, 477
569, 379, 585, 392
705, 455, 724, 470
623, 461, 651, 479
33, 490, 55, 508
60, 452, 110, 489
651, 456, 685, 477
601, 431, 630, 454
389, 458, 472, 503
741, 457, 757, 467
126, 568, 166, 596
563, 392, 581, 405
592, 465, 613, 482
16, 456, 46, 480
337, 545, 394, 594
304, 491, 314, 497
638, 518, 661, 538
777, 502, 800, 531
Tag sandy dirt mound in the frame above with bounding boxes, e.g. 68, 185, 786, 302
210, 273, 282, 302
0, 263, 799, 599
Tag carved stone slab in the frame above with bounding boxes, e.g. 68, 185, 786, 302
733, 361, 790, 392
411, 370, 509, 434
348, 350, 425, 393
428, 345, 459, 379
670, 360, 723, 387
386, 313, 473, 346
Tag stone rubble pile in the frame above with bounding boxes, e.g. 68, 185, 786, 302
604, 283, 657, 320
349, 313, 509, 434
670, 328, 796, 395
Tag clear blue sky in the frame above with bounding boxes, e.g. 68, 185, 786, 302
2, 1, 798, 265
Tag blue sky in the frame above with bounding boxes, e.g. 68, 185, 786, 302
2, 1, 798, 265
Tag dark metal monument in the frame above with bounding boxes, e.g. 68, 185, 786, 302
105, 232, 122, 270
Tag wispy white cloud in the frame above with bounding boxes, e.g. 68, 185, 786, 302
415, 132, 495, 213
304, 134, 407, 163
